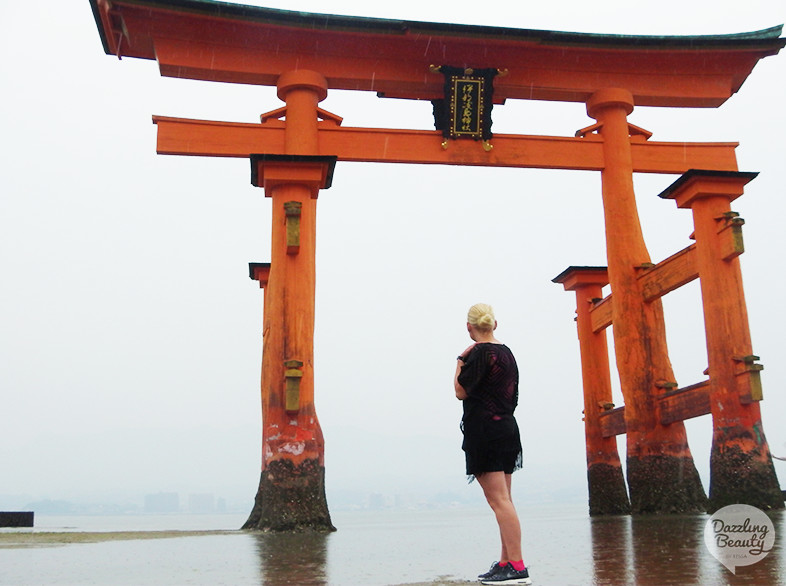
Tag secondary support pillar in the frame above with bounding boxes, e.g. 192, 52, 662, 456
243, 70, 338, 532
587, 88, 707, 513
553, 267, 631, 515
659, 170, 783, 512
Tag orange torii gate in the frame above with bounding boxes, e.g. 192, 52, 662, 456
90, 0, 784, 528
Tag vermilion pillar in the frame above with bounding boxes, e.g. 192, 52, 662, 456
587, 89, 707, 513
553, 267, 631, 515
659, 170, 783, 512
243, 70, 337, 532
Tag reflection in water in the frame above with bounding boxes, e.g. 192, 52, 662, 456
629, 514, 705, 585
248, 507, 784, 585
590, 515, 633, 585
253, 531, 330, 586
590, 509, 785, 586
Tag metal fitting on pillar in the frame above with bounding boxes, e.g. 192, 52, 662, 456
716, 211, 745, 261
284, 201, 302, 255
733, 354, 764, 402
283, 359, 304, 413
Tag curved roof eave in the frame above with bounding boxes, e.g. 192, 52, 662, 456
88, 0, 786, 108
89, 0, 785, 53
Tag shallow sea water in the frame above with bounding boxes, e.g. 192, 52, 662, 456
1, 504, 783, 585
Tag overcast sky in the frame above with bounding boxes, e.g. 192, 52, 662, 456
1, 0, 784, 512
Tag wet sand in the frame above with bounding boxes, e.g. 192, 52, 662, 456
0, 529, 237, 548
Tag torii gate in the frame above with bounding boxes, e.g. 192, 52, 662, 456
90, 0, 784, 529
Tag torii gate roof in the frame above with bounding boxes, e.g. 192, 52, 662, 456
90, 0, 784, 107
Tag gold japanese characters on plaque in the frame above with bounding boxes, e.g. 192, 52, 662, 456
430, 65, 505, 151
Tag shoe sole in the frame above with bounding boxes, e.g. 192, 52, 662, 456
480, 579, 532, 585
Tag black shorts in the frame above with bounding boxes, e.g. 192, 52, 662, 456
462, 416, 522, 477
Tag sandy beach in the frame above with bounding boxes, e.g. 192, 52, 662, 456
0, 529, 237, 548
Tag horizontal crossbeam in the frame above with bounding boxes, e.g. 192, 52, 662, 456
153, 116, 739, 174
639, 244, 699, 302
599, 379, 711, 437
590, 297, 613, 333
589, 244, 700, 333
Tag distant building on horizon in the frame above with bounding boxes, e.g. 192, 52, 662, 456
144, 492, 179, 513
188, 493, 215, 514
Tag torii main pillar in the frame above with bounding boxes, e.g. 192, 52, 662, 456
587, 89, 707, 513
242, 71, 336, 532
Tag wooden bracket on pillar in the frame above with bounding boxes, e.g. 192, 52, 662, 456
283, 359, 304, 413
260, 106, 343, 127
575, 122, 603, 138
248, 262, 271, 288
284, 201, 302, 255
627, 123, 653, 141
574, 121, 651, 140
716, 211, 745, 261
250, 154, 338, 198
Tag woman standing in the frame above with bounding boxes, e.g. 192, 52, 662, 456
454, 303, 531, 585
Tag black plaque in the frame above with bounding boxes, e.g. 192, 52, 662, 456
432, 66, 499, 144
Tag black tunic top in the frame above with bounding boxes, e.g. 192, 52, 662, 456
457, 343, 522, 477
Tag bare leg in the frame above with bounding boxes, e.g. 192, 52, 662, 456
498, 526, 508, 563
477, 471, 521, 564
496, 474, 514, 562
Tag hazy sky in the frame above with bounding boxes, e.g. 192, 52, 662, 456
1, 0, 784, 512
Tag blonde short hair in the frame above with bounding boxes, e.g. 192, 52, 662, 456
467, 303, 496, 331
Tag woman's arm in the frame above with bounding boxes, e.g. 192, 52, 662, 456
454, 344, 475, 400
454, 359, 468, 400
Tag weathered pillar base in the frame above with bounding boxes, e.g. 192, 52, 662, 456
587, 464, 630, 517
708, 427, 784, 513
243, 458, 336, 532
588, 463, 631, 516
627, 455, 707, 514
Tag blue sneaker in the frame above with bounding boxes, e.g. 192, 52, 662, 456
480, 562, 531, 585
478, 561, 501, 580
